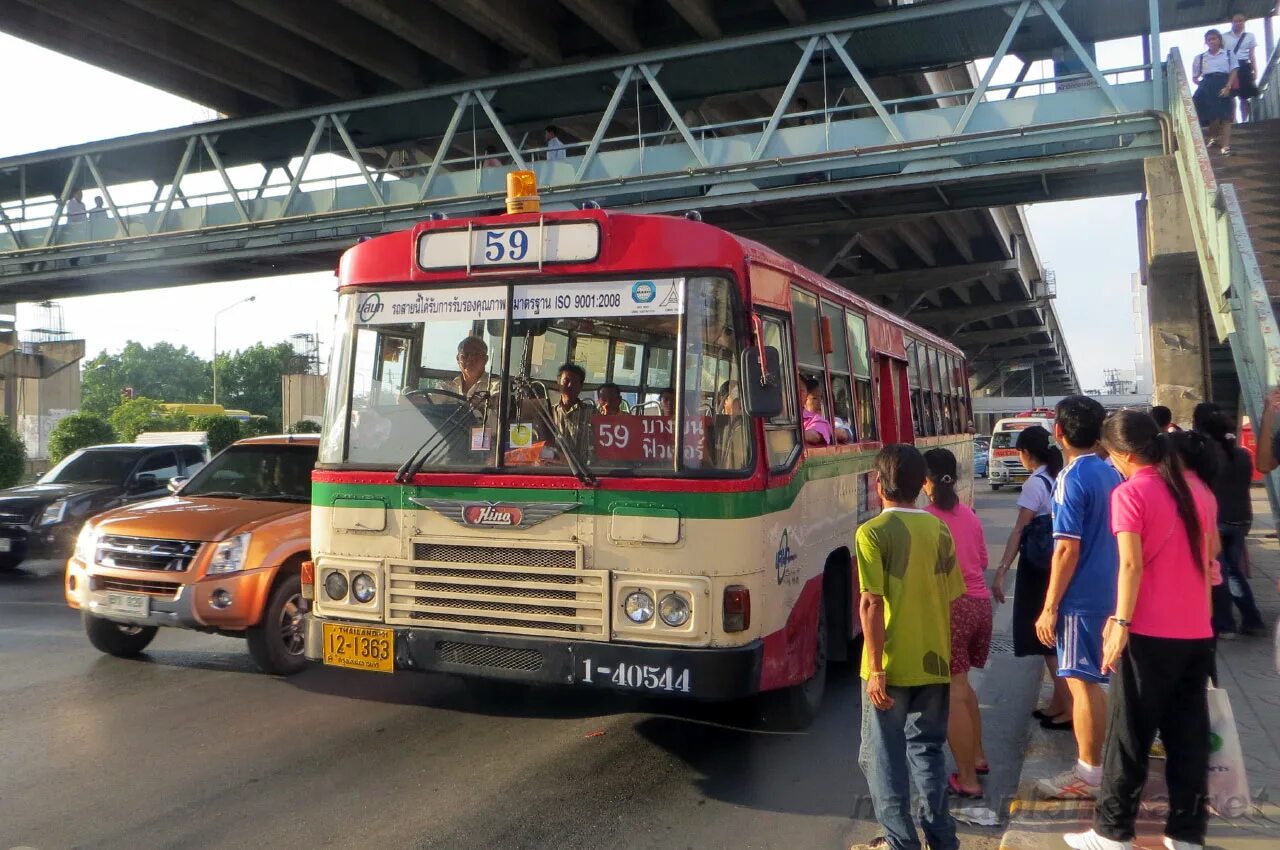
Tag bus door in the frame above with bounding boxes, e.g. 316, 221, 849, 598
875, 356, 912, 443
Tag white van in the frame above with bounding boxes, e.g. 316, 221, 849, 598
988, 416, 1053, 490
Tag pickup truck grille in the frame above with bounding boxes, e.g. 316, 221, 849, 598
95, 535, 202, 572
92, 576, 181, 599
387, 542, 607, 640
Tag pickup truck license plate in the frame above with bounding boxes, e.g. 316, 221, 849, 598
104, 592, 149, 618
0, 537, 11, 552
322, 623, 394, 673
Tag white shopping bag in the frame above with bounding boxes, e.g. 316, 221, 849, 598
1207, 686, 1251, 817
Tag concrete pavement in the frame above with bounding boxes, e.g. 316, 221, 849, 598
998, 488, 1280, 850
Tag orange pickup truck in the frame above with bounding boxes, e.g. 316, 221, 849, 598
65, 434, 318, 674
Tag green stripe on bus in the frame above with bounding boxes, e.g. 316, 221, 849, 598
313, 437, 970, 520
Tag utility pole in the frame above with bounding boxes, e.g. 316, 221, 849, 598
212, 296, 256, 405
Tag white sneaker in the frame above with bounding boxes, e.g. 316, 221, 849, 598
1064, 829, 1131, 850
1162, 839, 1204, 850
1036, 767, 1100, 799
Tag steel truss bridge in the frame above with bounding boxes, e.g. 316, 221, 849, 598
0, 0, 1273, 395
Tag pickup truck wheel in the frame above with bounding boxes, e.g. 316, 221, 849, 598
83, 613, 157, 657
247, 574, 308, 676
0, 554, 22, 572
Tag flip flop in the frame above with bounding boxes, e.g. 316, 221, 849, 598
1032, 709, 1051, 720
948, 773, 983, 799
1040, 717, 1073, 731
975, 762, 990, 776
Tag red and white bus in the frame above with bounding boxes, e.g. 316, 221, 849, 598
305, 174, 972, 726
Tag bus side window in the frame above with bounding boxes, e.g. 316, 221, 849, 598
761, 315, 800, 469
905, 338, 924, 437
821, 300, 854, 442
845, 312, 877, 442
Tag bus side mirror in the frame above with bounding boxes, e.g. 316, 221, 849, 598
741, 346, 783, 418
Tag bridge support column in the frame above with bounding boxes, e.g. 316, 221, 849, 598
1142, 156, 1209, 427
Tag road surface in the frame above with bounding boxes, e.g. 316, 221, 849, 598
0, 486, 1039, 850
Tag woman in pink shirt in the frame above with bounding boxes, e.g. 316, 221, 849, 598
923, 448, 993, 799
1065, 410, 1218, 850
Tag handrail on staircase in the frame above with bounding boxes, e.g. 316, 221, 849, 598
1166, 47, 1280, 516
1254, 36, 1280, 121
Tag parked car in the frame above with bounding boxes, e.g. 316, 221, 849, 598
0, 442, 208, 571
65, 435, 318, 675
974, 439, 989, 478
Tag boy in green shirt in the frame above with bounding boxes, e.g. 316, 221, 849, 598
853, 445, 966, 850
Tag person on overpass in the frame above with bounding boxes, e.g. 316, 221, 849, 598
544, 125, 566, 161
1223, 13, 1258, 123
1192, 29, 1239, 155
65, 189, 87, 223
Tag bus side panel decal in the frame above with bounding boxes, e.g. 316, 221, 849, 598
758, 574, 822, 691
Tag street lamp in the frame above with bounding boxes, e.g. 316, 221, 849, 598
213, 295, 256, 406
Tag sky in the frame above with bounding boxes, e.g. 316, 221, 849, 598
0, 14, 1276, 390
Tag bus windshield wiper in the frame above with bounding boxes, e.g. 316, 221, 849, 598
395, 393, 491, 484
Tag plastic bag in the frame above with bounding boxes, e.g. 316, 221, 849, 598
1207, 686, 1251, 817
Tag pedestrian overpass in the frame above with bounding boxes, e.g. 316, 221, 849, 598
1, 0, 1278, 482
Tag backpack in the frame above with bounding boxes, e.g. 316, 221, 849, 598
1019, 473, 1055, 570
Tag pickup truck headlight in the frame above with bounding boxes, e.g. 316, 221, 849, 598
39, 500, 68, 526
207, 533, 251, 574
74, 524, 98, 562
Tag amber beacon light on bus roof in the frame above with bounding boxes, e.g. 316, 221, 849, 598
505, 170, 541, 214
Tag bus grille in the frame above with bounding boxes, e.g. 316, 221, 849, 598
435, 640, 544, 672
388, 543, 607, 640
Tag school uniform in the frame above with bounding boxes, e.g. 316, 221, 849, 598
1192, 49, 1235, 125
1223, 29, 1259, 99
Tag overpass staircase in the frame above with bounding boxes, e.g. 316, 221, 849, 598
1213, 121, 1280, 295
1167, 49, 1280, 510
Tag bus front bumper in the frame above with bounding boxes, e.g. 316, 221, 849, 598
305, 616, 764, 701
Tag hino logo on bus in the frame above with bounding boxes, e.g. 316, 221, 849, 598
411, 498, 578, 530
463, 504, 524, 527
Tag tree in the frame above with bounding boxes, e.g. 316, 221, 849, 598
48, 413, 116, 463
82, 342, 212, 417
109, 397, 168, 443
0, 418, 27, 488
193, 415, 241, 454
289, 420, 322, 434
219, 342, 296, 429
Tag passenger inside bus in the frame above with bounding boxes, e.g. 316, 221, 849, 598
801, 377, 834, 446
549, 363, 593, 458
714, 380, 748, 468
658, 388, 675, 417
596, 382, 623, 415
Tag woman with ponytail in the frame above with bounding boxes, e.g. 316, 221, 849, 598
923, 448, 993, 798
992, 425, 1072, 727
1065, 410, 1219, 850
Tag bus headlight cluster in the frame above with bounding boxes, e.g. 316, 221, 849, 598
351, 573, 376, 604
658, 593, 690, 627
623, 591, 654, 624
323, 570, 377, 604
323, 571, 348, 601
622, 590, 691, 628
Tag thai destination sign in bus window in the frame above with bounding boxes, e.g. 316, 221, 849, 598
328, 276, 751, 477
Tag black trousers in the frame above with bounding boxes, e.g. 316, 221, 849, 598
1094, 633, 1214, 844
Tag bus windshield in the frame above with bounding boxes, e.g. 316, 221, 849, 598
322, 276, 751, 477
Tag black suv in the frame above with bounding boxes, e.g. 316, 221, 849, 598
0, 443, 209, 570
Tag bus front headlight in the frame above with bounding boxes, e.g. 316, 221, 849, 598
351, 572, 376, 604
623, 591, 654, 624
658, 593, 690, 627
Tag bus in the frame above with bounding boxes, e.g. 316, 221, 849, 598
304, 174, 972, 726
989, 414, 1055, 490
